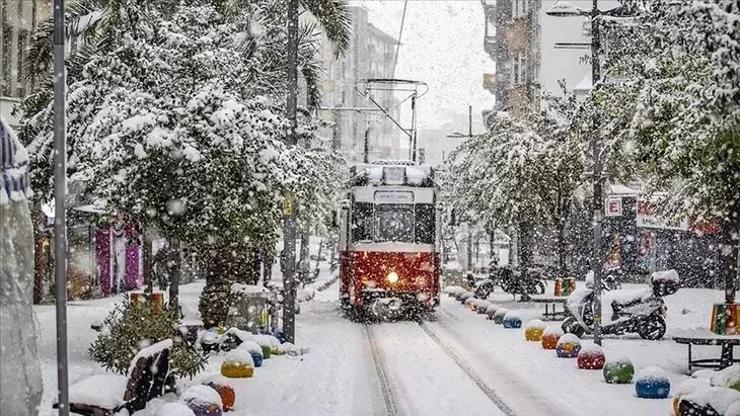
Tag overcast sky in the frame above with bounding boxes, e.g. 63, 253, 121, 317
351, 1, 494, 131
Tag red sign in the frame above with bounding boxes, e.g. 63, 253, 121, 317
605, 197, 623, 217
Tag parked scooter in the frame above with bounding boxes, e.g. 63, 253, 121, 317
561, 269, 680, 340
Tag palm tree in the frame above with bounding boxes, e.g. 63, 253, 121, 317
23, 0, 351, 113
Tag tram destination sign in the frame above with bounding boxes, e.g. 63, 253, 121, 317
374, 191, 414, 204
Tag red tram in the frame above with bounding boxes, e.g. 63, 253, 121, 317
338, 161, 442, 318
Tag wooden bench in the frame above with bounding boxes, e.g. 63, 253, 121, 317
673, 330, 740, 373
529, 296, 568, 321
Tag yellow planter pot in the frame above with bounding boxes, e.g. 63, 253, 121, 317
221, 362, 254, 378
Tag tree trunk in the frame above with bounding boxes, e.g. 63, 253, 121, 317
721, 219, 739, 304
198, 244, 251, 328
169, 239, 181, 313
518, 220, 533, 272
298, 221, 310, 285
557, 219, 567, 279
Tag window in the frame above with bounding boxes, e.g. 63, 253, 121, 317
16, 30, 27, 96
374, 204, 414, 243
512, 51, 527, 85
351, 203, 374, 242
2, 24, 11, 96
513, 0, 528, 17
415, 204, 435, 244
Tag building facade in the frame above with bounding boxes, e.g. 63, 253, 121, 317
0, 0, 52, 127
317, 7, 401, 163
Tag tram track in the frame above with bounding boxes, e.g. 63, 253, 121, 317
364, 323, 401, 416
418, 321, 517, 416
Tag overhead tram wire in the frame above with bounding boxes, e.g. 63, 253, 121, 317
391, 0, 409, 79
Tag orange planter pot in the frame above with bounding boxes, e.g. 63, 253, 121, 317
542, 333, 560, 349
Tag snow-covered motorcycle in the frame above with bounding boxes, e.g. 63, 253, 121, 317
561, 270, 680, 340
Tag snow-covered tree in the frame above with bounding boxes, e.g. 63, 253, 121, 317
22, 5, 344, 326
597, 0, 739, 301
447, 100, 584, 277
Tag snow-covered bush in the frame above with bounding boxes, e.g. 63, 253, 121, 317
89, 295, 206, 378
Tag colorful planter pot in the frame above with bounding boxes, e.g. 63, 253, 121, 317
577, 344, 605, 370
493, 309, 509, 325
220, 349, 255, 378
541, 325, 564, 350
603, 358, 635, 384
636, 377, 671, 399
502, 312, 522, 329
204, 381, 236, 412
183, 385, 223, 416
556, 334, 582, 358
486, 306, 498, 320
524, 320, 546, 341
240, 341, 264, 368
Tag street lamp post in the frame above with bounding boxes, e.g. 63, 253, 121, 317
282, 0, 299, 344
546, 0, 624, 346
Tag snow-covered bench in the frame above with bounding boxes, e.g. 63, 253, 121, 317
57, 339, 172, 416
674, 329, 740, 372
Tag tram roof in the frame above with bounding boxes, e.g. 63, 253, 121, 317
349, 162, 436, 187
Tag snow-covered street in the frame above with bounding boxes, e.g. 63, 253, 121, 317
33, 272, 732, 416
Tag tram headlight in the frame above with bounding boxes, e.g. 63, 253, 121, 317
386, 271, 399, 284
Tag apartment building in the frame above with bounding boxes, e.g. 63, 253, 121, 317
317, 7, 401, 163
0, 0, 51, 127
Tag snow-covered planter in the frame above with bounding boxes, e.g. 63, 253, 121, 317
444, 286, 465, 296
485, 304, 499, 320
202, 376, 236, 412
603, 355, 634, 384
524, 319, 546, 341
456, 291, 474, 303
493, 308, 509, 325
555, 333, 582, 358
673, 378, 711, 416
157, 402, 196, 416
541, 325, 563, 349
577, 343, 605, 370
464, 296, 479, 311
254, 334, 282, 356
502, 311, 523, 329
635, 366, 670, 399
220, 349, 255, 378
183, 384, 223, 416
238, 340, 264, 367
477, 301, 494, 314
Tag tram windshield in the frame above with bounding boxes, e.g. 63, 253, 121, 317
375, 204, 415, 242
351, 203, 435, 244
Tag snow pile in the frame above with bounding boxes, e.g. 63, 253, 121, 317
279, 342, 303, 356
525, 319, 546, 330
182, 384, 223, 408
566, 287, 594, 313
68, 374, 127, 409
709, 364, 740, 389
493, 308, 509, 319
683, 387, 740, 415
556, 333, 581, 347
156, 402, 196, 416
225, 327, 255, 343
239, 340, 263, 355
676, 378, 711, 396
635, 366, 669, 382
651, 269, 679, 283
577, 342, 603, 357
727, 401, 740, 416
543, 325, 564, 336
223, 348, 254, 367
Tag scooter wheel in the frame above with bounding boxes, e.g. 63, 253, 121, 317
637, 315, 666, 340
562, 317, 585, 338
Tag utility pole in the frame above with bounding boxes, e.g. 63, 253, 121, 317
546, 0, 620, 346
589, 0, 604, 347
282, 0, 299, 344
53, 0, 70, 413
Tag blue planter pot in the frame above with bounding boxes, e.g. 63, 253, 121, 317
636, 378, 670, 399
249, 351, 263, 368
503, 317, 522, 329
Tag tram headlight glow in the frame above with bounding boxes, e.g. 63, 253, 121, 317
386, 271, 399, 284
